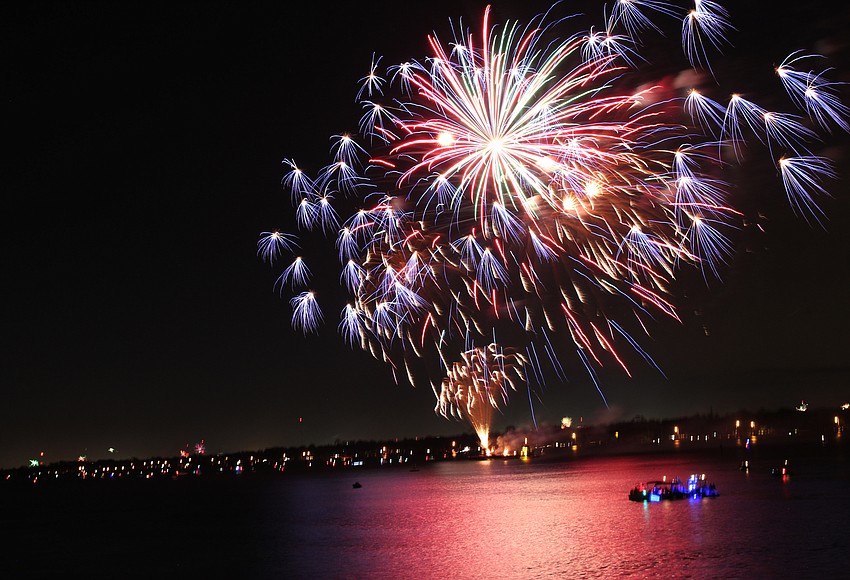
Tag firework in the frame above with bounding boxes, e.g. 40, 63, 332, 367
262, 2, 846, 426
257, 230, 298, 265
434, 344, 527, 451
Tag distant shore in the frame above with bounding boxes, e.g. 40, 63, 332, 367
3, 406, 845, 485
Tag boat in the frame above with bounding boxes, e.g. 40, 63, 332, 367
770, 459, 791, 477
629, 474, 718, 502
352, 481, 362, 489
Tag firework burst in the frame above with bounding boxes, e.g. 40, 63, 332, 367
261, 1, 847, 428
434, 343, 527, 451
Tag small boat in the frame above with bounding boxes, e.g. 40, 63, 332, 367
629, 474, 718, 502
771, 459, 791, 477
352, 481, 362, 489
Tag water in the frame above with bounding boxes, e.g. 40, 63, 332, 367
3, 444, 848, 578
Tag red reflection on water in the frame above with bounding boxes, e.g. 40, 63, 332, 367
308, 455, 746, 578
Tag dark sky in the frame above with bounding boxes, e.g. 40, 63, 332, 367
4, 0, 849, 468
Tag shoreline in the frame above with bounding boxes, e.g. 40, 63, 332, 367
3, 436, 844, 491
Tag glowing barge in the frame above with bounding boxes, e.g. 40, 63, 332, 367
629, 474, 719, 502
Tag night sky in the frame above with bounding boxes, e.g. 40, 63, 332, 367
5, 0, 849, 468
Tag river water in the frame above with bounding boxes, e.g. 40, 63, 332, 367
3, 443, 848, 578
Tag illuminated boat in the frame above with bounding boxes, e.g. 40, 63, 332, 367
629, 474, 718, 502
770, 459, 792, 477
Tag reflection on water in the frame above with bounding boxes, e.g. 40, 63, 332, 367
262, 447, 848, 579
3, 445, 848, 578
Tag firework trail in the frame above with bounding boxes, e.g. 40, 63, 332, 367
435, 343, 527, 451
261, 1, 847, 427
